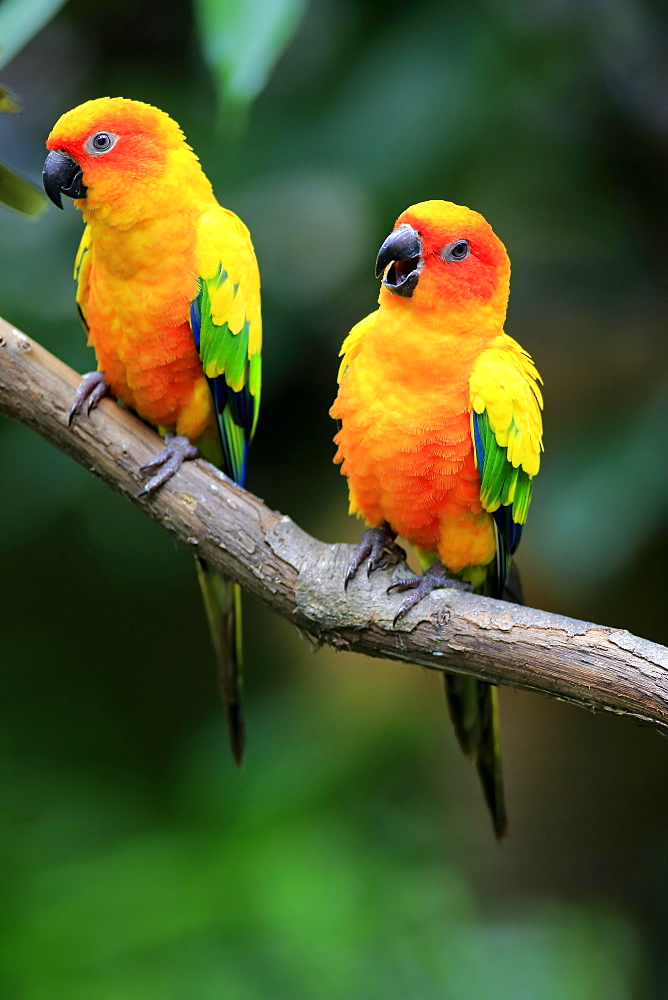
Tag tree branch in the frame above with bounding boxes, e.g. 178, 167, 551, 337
1, 315, 667, 735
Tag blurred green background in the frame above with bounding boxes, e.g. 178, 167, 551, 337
1, 0, 667, 996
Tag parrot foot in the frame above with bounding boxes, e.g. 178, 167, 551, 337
344, 522, 407, 589
69, 371, 110, 426
387, 562, 472, 627
137, 433, 199, 497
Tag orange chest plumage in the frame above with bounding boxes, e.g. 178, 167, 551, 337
82, 213, 213, 440
332, 308, 490, 554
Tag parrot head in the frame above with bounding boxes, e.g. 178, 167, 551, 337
43, 97, 209, 224
375, 200, 510, 317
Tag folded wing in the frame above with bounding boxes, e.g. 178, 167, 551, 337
469, 336, 543, 596
190, 207, 262, 487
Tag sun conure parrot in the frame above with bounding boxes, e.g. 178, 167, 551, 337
331, 200, 543, 836
43, 97, 262, 765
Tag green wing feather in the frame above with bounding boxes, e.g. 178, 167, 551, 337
190, 208, 262, 487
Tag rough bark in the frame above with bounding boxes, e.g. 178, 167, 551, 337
1, 316, 667, 734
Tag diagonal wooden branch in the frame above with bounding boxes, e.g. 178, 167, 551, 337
1, 315, 667, 735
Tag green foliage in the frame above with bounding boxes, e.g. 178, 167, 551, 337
531, 387, 668, 596
0, 0, 68, 215
0, 698, 644, 999
0, 0, 69, 70
0, 161, 47, 215
193, 0, 308, 128
0, 82, 19, 111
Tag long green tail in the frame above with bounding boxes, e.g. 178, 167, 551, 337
195, 557, 245, 766
443, 675, 507, 838
443, 563, 526, 837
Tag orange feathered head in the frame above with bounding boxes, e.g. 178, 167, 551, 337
376, 200, 510, 318
43, 97, 208, 224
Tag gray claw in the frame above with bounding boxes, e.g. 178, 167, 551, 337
137, 433, 199, 497
344, 522, 406, 590
69, 371, 110, 425
389, 563, 471, 626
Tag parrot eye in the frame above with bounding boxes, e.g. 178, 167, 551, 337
441, 239, 470, 262
84, 131, 118, 156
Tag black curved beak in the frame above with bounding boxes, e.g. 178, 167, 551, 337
375, 223, 422, 297
42, 150, 87, 209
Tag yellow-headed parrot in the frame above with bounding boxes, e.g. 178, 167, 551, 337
332, 200, 543, 835
44, 97, 262, 765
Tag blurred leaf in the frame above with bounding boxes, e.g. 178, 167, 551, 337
0, 702, 645, 1000
0, 162, 47, 215
0, 83, 20, 112
0, 0, 69, 71
193, 0, 308, 127
235, 170, 372, 309
530, 386, 668, 593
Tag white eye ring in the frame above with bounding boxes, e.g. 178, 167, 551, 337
84, 131, 118, 156
441, 239, 470, 262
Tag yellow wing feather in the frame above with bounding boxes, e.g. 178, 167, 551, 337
74, 224, 92, 322
198, 206, 261, 356
470, 335, 543, 483
193, 204, 262, 486
337, 310, 378, 382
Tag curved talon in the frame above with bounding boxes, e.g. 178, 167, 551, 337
389, 562, 472, 627
137, 433, 199, 497
344, 522, 406, 590
387, 575, 420, 595
69, 371, 110, 426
